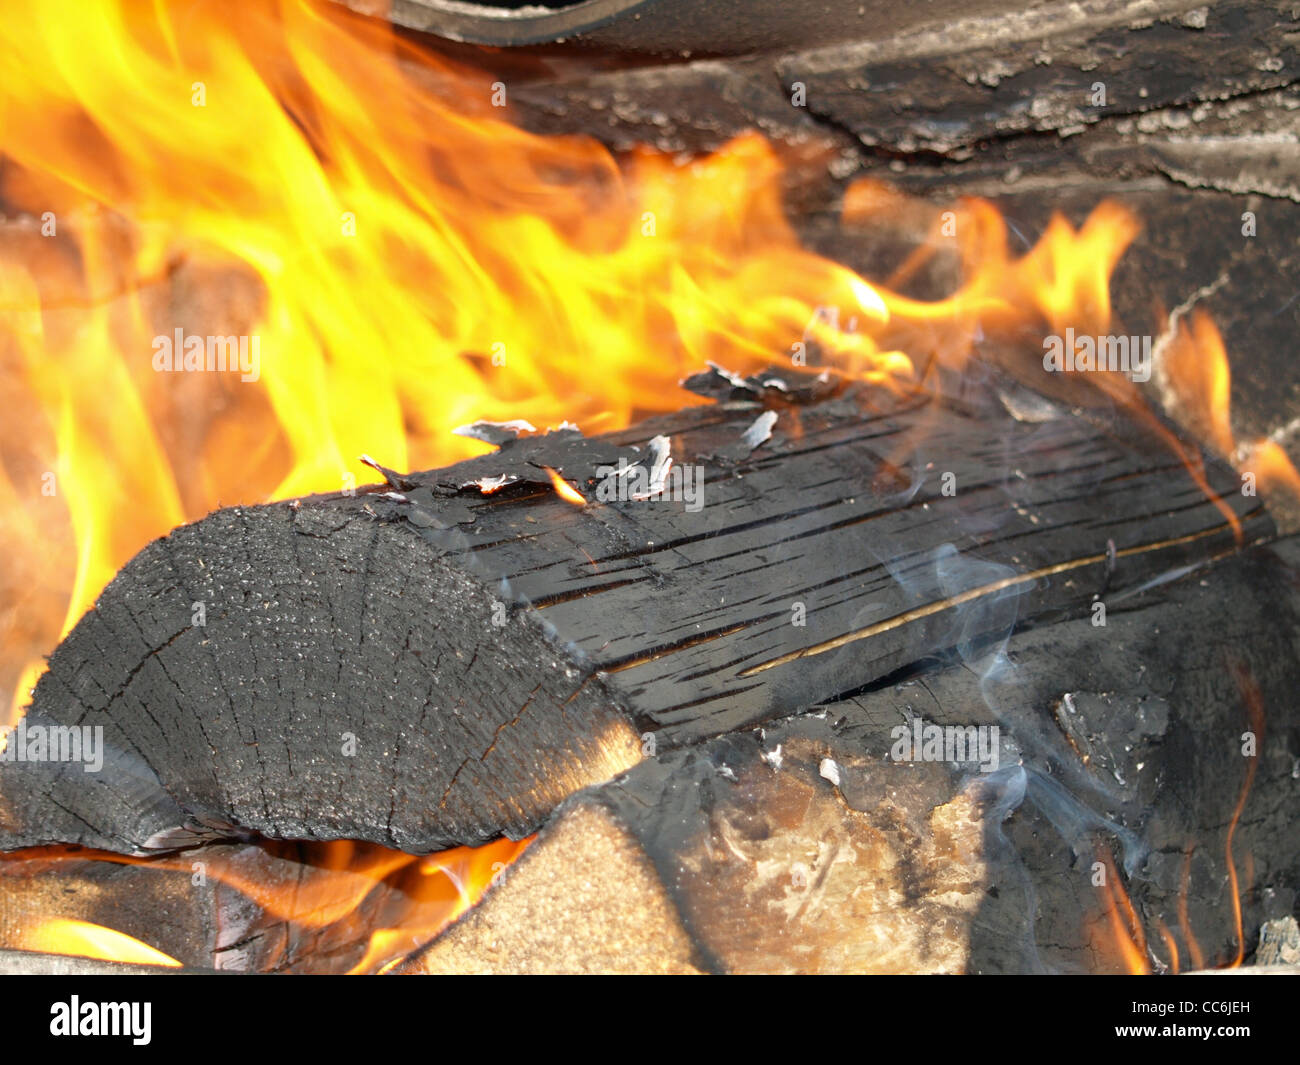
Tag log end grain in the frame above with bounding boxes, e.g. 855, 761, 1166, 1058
0, 499, 642, 855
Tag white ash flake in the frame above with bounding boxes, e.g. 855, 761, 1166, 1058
462, 473, 519, 494
818, 758, 842, 786
741, 410, 779, 449
997, 388, 1061, 424
630, 434, 673, 500
452, 419, 537, 443
701, 361, 750, 389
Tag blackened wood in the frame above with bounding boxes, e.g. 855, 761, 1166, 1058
494, 0, 1299, 158
821, 537, 1300, 973
403, 538, 1300, 973
0, 376, 1270, 855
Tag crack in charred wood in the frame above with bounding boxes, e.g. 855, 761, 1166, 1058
481, 684, 544, 763
530, 576, 652, 608
602, 623, 752, 674
433, 651, 521, 817
739, 523, 1244, 678
236, 509, 275, 826
3, 368, 1279, 856
93, 623, 193, 717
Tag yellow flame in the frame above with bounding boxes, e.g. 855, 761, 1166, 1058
1163, 309, 1300, 498
2, 835, 530, 973
22, 917, 182, 968
545, 466, 587, 505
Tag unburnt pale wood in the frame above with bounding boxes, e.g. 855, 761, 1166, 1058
0, 374, 1272, 855
397, 802, 705, 975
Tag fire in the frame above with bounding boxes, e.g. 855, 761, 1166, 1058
0, 835, 529, 972
1154, 918, 1180, 974
1223, 660, 1265, 969
1091, 660, 1265, 975
545, 466, 587, 506
1, 0, 901, 729
0, 0, 1290, 970
2, 1, 1276, 722
840, 187, 1143, 382
1178, 845, 1207, 971
1092, 846, 1151, 975
1162, 309, 1235, 458
21, 917, 182, 968
1161, 308, 1300, 497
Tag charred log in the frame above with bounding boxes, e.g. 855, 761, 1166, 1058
0, 374, 1269, 855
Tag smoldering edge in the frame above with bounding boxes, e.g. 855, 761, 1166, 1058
1042, 328, 1152, 383
50, 998, 151, 1046
0, 720, 104, 772
890, 718, 1000, 773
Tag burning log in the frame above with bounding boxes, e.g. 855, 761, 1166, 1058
0, 839, 457, 972
402, 538, 1300, 974
0, 371, 1270, 857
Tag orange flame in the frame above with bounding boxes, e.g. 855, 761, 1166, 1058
1162, 309, 1300, 500
1139, 660, 1264, 974
1162, 310, 1235, 458
0, 0, 1240, 731
1093, 846, 1151, 975
1178, 844, 1207, 971
1, 835, 529, 972
545, 467, 587, 506
1223, 660, 1264, 969
1154, 918, 1180, 975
